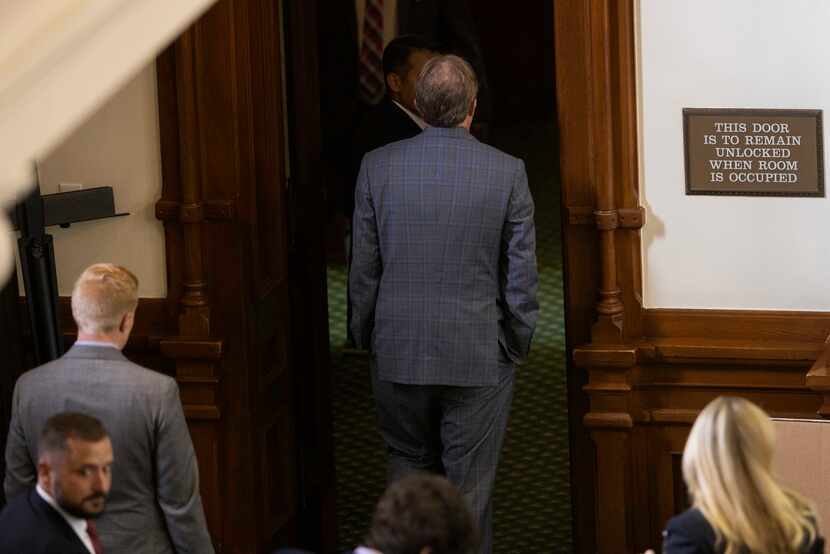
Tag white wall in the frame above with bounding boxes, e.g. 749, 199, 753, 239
639, 0, 830, 310
16, 64, 167, 298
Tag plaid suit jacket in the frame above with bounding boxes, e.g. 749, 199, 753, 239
350, 126, 539, 386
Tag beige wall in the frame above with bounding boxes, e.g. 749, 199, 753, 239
18, 64, 166, 298
639, 0, 830, 311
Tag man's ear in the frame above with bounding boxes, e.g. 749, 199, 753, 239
386, 72, 402, 94
37, 460, 52, 490
119, 310, 135, 334
468, 97, 478, 117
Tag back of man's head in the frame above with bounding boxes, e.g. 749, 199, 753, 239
38, 412, 109, 461
364, 474, 479, 554
382, 35, 439, 79
71, 263, 138, 335
414, 55, 478, 128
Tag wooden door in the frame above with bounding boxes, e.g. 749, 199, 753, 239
155, 0, 334, 551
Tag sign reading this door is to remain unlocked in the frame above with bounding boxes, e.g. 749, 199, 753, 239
683, 108, 824, 197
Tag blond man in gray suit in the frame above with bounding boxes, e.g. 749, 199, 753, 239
4, 263, 213, 553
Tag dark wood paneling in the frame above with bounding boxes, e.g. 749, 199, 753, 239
644, 309, 830, 343
575, 310, 828, 552
154, 0, 334, 551
554, 2, 599, 550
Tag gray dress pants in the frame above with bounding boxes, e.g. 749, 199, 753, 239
372, 366, 515, 554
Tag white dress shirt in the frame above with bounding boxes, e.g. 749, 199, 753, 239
36, 484, 96, 553
392, 99, 428, 130
354, 547, 382, 554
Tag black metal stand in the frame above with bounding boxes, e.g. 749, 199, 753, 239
16, 184, 62, 365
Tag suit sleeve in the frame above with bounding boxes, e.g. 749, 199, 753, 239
156, 380, 215, 553
3, 382, 35, 500
499, 161, 539, 362
349, 158, 382, 350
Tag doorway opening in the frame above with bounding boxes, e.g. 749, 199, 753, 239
320, 4, 571, 551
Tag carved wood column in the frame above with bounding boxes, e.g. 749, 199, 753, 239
588, 0, 624, 344
562, 0, 644, 552
155, 27, 224, 548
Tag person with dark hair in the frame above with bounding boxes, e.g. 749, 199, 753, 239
0, 412, 113, 554
350, 54, 538, 554
348, 34, 438, 219
357, 474, 479, 554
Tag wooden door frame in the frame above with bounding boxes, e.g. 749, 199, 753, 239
555, 2, 830, 552
154, 0, 335, 551
554, 1, 642, 551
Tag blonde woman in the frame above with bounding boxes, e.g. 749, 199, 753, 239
663, 396, 824, 554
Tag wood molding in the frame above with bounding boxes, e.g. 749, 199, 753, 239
806, 334, 830, 416
558, 0, 830, 550
154, 1, 335, 551
19, 296, 170, 357
643, 308, 830, 343
556, 1, 644, 549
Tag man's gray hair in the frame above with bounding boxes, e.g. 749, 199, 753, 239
415, 55, 478, 128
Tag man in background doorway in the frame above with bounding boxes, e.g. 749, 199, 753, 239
348, 34, 438, 221
317, 0, 490, 255
349, 55, 539, 553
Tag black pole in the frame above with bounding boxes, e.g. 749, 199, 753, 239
16, 180, 62, 364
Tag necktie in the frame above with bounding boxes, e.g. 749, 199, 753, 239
359, 0, 385, 105
86, 519, 104, 554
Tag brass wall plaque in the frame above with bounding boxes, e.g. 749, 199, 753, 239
683, 108, 824, 197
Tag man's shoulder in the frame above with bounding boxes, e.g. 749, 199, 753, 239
0, 490, 80, 554
0, 488, 35, 524
664, 507, 716, 551
17, 348, 176, 392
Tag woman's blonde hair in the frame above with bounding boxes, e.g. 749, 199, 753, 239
683, 396, 818, 554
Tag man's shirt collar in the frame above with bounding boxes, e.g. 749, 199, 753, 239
391, 99, 428, 130
36, 484, 95, 553
73, 340, 120, 349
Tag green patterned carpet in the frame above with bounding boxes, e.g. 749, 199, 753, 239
329, 122, 571, 553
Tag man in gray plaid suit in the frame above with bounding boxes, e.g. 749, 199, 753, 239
4, 263, 213, 553
349, 54, 539, 554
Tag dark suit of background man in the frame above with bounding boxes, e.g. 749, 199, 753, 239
0, 412, 113, 554
349, 55, 539, 554
348, 35, 437, 219
4, 263, 214, 554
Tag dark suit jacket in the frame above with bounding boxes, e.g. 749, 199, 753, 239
350, 126, 538, 386
4, 345, 213, 554
663, 507, 825, 554
0, 488, 89, 554
348, 97, 423, 216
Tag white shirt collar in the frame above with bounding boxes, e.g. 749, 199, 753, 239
73, 340, 120, 349
392, 99, 428, 130
36, 484, 96, 553
354, 548, 383, 554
